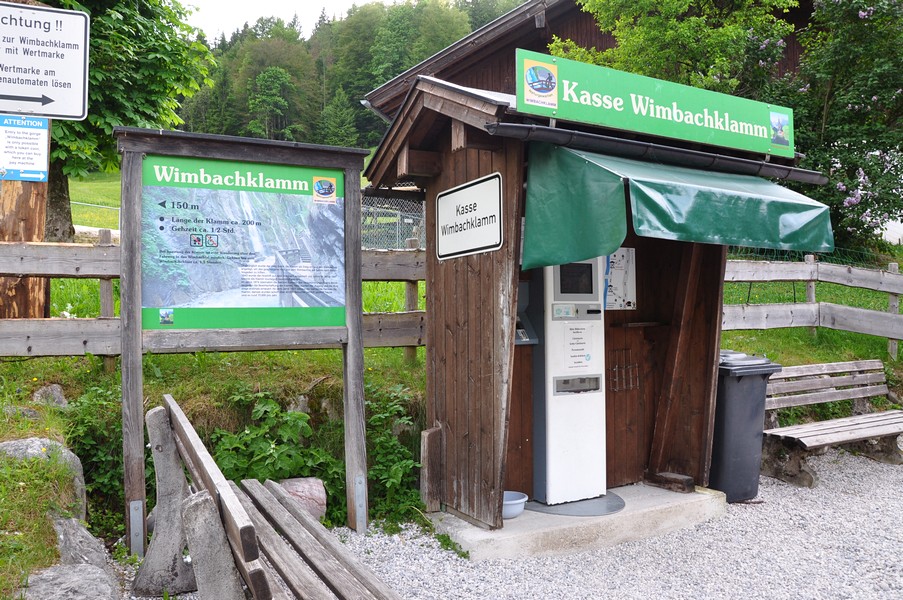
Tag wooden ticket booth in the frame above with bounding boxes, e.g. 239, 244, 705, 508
363, 4, 832, 530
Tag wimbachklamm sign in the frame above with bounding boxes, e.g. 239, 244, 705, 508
516, 49, 794, 159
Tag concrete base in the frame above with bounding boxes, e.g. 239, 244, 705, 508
430, 484, 726, 560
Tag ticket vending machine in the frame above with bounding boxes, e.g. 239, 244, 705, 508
528, 257, 607, 504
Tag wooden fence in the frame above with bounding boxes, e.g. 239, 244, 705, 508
723, 257, 903, 358
3, 240, 903, 358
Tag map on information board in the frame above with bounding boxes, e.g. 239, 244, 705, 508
605, 247, 636, 310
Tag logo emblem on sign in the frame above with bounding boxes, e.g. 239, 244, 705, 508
313, 177, 337, 203
523, 59, 558, 109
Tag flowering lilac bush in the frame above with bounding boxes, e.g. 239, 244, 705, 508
765, 0, 902, 246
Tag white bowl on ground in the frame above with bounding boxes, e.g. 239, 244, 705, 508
502, 491, 528, 519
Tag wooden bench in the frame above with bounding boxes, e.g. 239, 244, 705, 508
760, 360, 903, 487
135, 393, 400, 600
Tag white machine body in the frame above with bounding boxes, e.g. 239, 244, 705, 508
538, 258, 607, 504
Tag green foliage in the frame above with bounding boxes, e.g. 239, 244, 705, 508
248, 66, 295, 140
454, 0, 524, 30
48, 0, 214, 177
211, 392, 347, 524
365, 384, 422, 525
761, 0, 903, 247
435, 532, 469, 559
552, 0, 796, 96
316, 88, 359, 147
65, 387, 124, 500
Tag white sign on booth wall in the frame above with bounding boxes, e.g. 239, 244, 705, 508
436, 172, 503, 260
0, 1, 90, 120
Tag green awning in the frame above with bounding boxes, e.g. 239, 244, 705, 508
523, 143, 834, 270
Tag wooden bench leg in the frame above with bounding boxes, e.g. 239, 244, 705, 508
133, 407, 197, 595
760, 436, 818, 488
844, 435, 903, 465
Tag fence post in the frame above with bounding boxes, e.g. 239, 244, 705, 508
97, 229, 117, 373
888, 262, 899, 360
806, 254, 817, 336
404, 236, 420, 364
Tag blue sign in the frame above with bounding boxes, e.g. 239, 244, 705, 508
0, 113, 49, 182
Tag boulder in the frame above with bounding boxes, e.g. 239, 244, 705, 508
280, 477, 327, 520
21, 564, 118, 600
0, 438, 86, 520
53, 517, 118, 582
32, 384, 67, 408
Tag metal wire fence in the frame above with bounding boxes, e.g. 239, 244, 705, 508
728, 245, 898, 269
361, 188, 425, 249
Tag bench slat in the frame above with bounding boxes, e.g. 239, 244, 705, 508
241, 479, 379, 600
765, 384, 888, 411
767, 359, 884, 381
231, 482, 338, 600
766, 371, 886, 396
765, 410, 903, 449
163, 394, 259, 563
766, 409, 903, 436
264, 480, 402, 600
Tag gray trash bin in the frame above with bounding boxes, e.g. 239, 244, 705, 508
708, 351, 782, 503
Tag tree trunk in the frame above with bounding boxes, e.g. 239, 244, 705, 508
45, 157, 75, 243
0, 178, 49, 318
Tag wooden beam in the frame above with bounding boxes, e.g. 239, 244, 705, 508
722, 302, 819, 330
361, 249, 425, 281
648, 243, 702, 477
119, 149, 146, 556
420, 426, 441, 512
451, 120, 503, 153
398, 142, 441, 179
0, 240, 120, 278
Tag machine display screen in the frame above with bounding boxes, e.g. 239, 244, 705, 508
559, 262, 594, 295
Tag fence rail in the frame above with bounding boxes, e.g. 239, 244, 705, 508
723, 257, 903, 358
4, 243, 903, 358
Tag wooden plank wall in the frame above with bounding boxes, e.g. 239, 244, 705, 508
425, 135, 523, 529
603, 233, 724, 488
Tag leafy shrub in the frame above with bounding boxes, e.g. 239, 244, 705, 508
64, 385, 154, 540
211, 386, 423, 528
211, 392, 347, 524
365, 384, 422, 526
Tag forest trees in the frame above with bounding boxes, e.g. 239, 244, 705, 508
180, 0, 478, 148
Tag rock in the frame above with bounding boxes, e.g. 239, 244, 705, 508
280, 477, 327, 520
53, 518, 118, 582
0, 438, 86, 520
21, 564, 118, 600
287, 394, 311, 414
2, 405, 40, 420
32, 384, 67, 408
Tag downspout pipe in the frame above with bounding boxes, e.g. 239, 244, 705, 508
484, 122, 828, 185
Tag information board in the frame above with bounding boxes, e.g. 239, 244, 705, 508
140, 155, 346, 330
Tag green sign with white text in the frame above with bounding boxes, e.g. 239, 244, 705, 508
140, 155, 346, 330
516, 49, 794, 158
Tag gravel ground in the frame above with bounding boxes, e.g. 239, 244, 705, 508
124, 447, 902, 599
333, 448, 903, 600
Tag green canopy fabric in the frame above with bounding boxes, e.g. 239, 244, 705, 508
522, 143, 834, 270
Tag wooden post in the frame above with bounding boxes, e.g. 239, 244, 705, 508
404, 236, 420, 364
98, 229, 117, 373
888, 262, 899, 360
0, 179, 48, 318
343, 175, 368, 532
119, 149, 147, 556
806, 254, 817, 337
